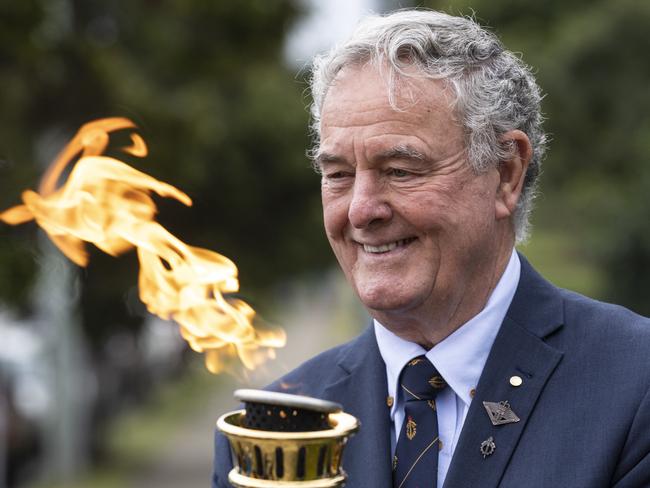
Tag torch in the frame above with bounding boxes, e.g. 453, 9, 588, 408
0, 118, 360, 485
218, 389, 359, 488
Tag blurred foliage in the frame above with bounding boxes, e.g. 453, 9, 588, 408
1, 0, 649, 342
417, 0, 650, 315
0, 0, 333, 345
31, 360, 229, 488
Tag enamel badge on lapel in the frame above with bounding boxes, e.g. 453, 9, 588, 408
480, 436, 496, 458
483, 400, 520, 426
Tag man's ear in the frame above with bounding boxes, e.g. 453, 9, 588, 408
495, 130, 532, 220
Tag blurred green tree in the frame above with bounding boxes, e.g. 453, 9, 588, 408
416, 0, 650, 315
0, 0, 332, 346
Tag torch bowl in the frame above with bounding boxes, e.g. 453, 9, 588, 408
217, 391, 359, 488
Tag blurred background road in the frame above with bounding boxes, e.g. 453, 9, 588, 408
1, 0, 649, 487
126, 375, 235, 488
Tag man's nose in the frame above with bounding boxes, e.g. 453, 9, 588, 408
347, 171, 392, 228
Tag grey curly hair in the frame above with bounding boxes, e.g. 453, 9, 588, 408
309, 9, 546, 242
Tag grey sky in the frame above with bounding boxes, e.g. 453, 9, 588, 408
284, 0, 379, 68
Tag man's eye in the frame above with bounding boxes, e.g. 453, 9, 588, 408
389, 168, 410, 178
326, 171, 352, 179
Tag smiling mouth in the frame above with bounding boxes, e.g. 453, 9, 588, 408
362, 237, 416, 254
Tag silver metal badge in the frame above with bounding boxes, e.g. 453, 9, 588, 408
482, 400, 520, 426
480, 436, 496, 458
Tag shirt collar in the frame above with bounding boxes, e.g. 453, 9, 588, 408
375, 250, 521, 415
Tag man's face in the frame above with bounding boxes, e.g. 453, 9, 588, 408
317, 64, 507, 331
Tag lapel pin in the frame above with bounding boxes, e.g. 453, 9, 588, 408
386, 396, 394, 408
483, 400, 520, 426
480, 436, 496, 458
509, 375, 523, 387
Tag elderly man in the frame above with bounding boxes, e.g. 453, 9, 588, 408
213, 9, 650, 488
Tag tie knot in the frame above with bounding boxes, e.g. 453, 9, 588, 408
399, 356, 446, 401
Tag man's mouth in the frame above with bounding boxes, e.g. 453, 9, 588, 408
362, 237, 416, 254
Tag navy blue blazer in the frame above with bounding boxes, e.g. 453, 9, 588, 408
213, 257, 650, 487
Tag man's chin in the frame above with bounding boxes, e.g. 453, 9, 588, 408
351, 271, 433, 317
359, 293, 422, 317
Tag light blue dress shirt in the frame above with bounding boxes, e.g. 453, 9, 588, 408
374, 250, 521, 488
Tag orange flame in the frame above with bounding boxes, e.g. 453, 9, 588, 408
0, 117, 286, 374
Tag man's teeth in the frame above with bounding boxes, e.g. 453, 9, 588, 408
363, 239, 413, 253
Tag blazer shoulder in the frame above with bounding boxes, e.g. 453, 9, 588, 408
560, 287, 650, 338
554, 288, 650, 388
517, 254, 650, 342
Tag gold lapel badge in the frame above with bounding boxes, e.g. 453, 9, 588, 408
480, 436, 496, 458
483, 400, 520, 426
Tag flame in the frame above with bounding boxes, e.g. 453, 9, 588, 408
0, 117, 286, 374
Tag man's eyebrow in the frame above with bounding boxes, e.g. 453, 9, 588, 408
310, 151, 348, 174
312, 145, 427, 172
375, 145, 427, 162
315, 146, 426, 164
313, 152, 346, 166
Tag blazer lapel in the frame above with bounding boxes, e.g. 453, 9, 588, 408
444, 256, 565, 488
323, 327, 393, 488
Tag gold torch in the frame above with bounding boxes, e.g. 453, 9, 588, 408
218, 390, 359, 488
0, 118, 360, 485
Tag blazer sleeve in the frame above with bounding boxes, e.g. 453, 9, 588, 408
611, 386, 650, 487
212, 430, 234, 488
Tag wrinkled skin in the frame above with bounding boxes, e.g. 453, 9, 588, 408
316, 64, 531, 347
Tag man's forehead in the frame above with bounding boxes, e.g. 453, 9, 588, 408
320, 66, 460, 141
324, 63, 456, 110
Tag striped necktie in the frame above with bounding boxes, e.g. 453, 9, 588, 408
392, 355, 447, 488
